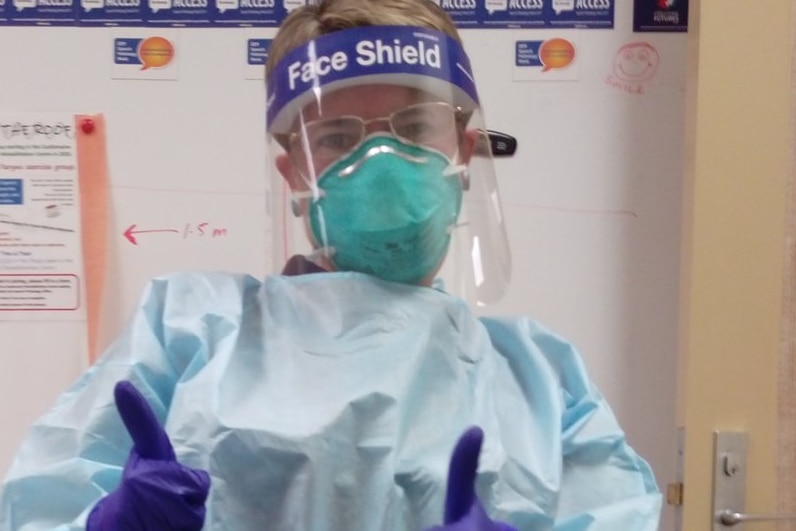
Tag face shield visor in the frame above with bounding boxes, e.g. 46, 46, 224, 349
266, 25, 511, 305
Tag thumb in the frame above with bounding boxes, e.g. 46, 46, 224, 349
114, 380, 175, 461
444, 426, 483, 524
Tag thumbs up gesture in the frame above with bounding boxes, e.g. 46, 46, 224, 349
424, 427, 517, 531
87, 381, 211, 531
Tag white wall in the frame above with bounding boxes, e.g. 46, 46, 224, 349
0, 22, 273, 478
0, 1, 685, 528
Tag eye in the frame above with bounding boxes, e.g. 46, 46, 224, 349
394, 119, 439, 143
313, 131, 359, 151
304, 118, 362, 156
392, 104, 454, 144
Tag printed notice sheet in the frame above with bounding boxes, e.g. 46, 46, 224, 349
0, 115, 85, 319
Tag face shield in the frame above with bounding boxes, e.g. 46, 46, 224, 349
266, 25, 511, 305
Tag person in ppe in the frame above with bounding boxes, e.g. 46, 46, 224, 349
0, 0, 663, 529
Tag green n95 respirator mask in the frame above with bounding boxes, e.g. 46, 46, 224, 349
300, 136, 464, 285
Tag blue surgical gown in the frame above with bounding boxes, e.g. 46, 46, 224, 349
0, 271, 661, 530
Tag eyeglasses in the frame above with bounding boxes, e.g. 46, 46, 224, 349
287, 102, 464, 162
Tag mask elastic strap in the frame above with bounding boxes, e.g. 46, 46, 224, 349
443, 148, 470, 190
311, 204, 335, 262
292, 190, 325, 200
288, 163, 325, 216
308, 245, 335, 262
443, 163, 467, 177
290, 189, 326, 217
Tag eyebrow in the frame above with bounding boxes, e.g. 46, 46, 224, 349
312, 117, 360, 128
395, 107, 424, 119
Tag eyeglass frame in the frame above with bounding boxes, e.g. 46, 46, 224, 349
273, 101, 472, 166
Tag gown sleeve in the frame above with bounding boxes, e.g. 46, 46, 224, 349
0, 272, 252, 531
480, 316, 663, 531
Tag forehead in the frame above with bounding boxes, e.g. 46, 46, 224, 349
298, 85, 434, 122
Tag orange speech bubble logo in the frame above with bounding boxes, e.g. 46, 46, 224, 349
539, 38, 575, 72
137, 36, 174, 71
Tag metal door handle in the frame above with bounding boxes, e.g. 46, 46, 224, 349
711, 432, 796, 530
717, 509, 796, 526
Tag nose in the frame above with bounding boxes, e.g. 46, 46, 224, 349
362, 116, 392, 136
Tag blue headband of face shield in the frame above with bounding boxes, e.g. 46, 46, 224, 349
266, 25, 480, 135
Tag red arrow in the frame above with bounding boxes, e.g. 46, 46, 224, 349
123, 224, 180, 245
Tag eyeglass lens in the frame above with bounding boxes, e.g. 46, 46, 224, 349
292, 102, 457, 161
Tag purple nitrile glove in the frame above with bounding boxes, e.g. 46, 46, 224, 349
86, 380, 211, 531
424, 427, 517, 531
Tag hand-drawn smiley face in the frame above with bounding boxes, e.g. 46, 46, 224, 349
613, 42, 660, 83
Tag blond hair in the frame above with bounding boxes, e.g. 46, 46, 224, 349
265, 0, 461, 80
